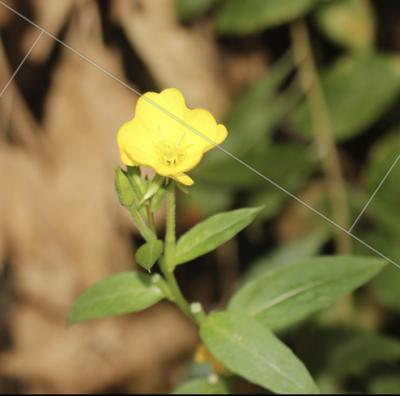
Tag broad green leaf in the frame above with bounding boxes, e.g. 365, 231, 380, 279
329, 333, 400, 379
172, 377, 229, 394
373, 265, 400, 309
69, 272, 163, 324
354, 231, 400, 309
215, 0, 317, 35
197, 142, 316, 190
366, 129, 400, 213
135, 240, 164, 271
315, 0, 375, 52
200, 311, 319, 394
291, 53, 400, 141
177, 0, 218, 21
229, 256, 386, 331
175, 207, 262, 265
244, 228, 330, 282
369, 374, 400, 395
222, 53, 295, 156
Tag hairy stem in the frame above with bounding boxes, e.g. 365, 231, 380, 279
290, 19, 352, 254
162, 181, 196, 322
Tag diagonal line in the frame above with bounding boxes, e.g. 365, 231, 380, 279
1, 0, 400, 270
0, 30, 44, 97
348, 154, 400, 233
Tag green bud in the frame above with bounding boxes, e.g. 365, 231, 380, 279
126, 166, 147, 201
139, 175, 165, 206
115, 167, 135, 207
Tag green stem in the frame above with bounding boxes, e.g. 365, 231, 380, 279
161, 181, 196, 322
290, 19, 352, 254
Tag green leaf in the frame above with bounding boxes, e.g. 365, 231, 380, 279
69, 272, 164, 324
215, 0, 317, 35
139, 175, 164, 206
135, 240, 164, 272
126, 166, 147, 201
290, 53, 400, 141
175, 207, 263, 265
115, 167, 135, 207
197, 142, 316, 190
229, 256, 386, 331
243, 228, 330, 282
329, 332, 400, 379
369, 374, 400, 395
177, 0, 218, 22
172, 377, 229, 394
200, 311, 319, 394
222, 53, 295, 155
315, 0, 375, 52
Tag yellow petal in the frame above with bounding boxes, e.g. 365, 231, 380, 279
135, 88, 186, 139
117, 119, 157, 166
216, 124, 228, 145
183, 108, 218, 151
171, 173, 194, 186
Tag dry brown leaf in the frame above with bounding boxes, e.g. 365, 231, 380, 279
112, 0, 230, 117
20, 0, 84, 62
0, 1, 197, 392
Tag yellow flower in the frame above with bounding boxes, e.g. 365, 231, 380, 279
117, 88, 228, 186
194, 343, 229, 375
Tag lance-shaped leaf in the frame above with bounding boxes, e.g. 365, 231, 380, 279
200, 311, 319, 394
69, 272, 164, 324
175, 207, 262, 265
135, 240, 164, 272
229, 256, 386, 331
215, 0, 318, 35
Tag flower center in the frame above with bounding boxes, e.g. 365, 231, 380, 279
157, 131, 192, 168
159, 143, 185, 167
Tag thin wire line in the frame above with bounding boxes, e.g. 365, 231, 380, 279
0, 30, 44, 97
1, 0, 400, 269
348, 154, 400, 233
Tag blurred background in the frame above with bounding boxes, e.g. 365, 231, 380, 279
0, 0, 400, 393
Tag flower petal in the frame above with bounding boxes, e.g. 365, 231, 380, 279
135, 88, 186, 140
183, 108, 218, 151
117, 119, 157, 166
171, 173, 194, 186
216, 124, 228, 144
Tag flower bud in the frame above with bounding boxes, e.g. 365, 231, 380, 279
115, 167, 135, 207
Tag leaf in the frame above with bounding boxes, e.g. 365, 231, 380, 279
177, 0, 218, 22
139, 175, 164, 206
366, 128, 400, 213
222, 53, 295, 155
215, 0, 318, 35
229, 256, 386, 331
171, 377, 229, 395
135, 240, 164, 272
369, 374, 400, 395
243, 228, 330, 282
126, 166, 147, 201
197, 142, 316, 190
200, 311, 319, 394
175, 207, 263, 265
290, 53, 400, 141
69, 272, 164, 324
328, 332, 400, 379
315, 0, 375, 52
